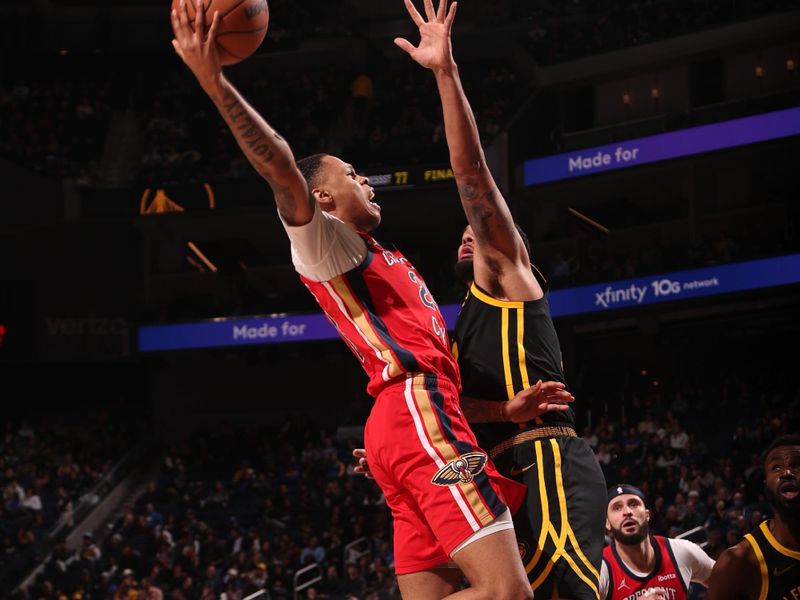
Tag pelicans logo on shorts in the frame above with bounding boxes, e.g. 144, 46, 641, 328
431, 452, 488, 486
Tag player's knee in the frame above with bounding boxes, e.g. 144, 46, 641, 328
514, 580, 534, 600
487, 578, 533, 600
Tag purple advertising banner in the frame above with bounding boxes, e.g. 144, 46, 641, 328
138, 313, 336, 352
139, 254, 800, 352
523, 107, 800, 187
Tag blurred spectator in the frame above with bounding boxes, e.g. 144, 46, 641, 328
520, 0, 797, 65
0, 76, 110, 179
1, 416, 141, 592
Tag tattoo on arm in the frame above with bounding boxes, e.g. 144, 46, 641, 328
221, 95, 276, 165
458, 182, 479, 201
217, 88, 299, 181
272, 184, 295, 220
215, 87, 313, 223
261, 172, 309, 222
458, 176, 497, 239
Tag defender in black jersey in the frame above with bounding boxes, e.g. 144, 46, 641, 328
707, 435, 800, 600
393, 0, 607, 594
453, 225, 607, 599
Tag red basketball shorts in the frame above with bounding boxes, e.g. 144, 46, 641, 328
364, 372, 526, 575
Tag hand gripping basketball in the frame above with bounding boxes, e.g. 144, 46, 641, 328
171, 0, 223, 91
170, 0, 269, 66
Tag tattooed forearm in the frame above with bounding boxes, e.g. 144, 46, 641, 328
208, 82, 312, 225
437, 65, 521, 259
220, 94, 278, 167
213, 87, 299, 185
457, 175, 499, 239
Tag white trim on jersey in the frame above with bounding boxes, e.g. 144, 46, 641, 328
321, 280, 392, 382
403, 375, 480, 532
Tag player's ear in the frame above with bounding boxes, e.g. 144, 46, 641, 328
312, 187, 334, 211
645, 509, 651, 523
605, 517, 611, 532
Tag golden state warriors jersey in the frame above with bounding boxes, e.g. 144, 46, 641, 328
452, 268, 573, 452
744, 520, 800, 600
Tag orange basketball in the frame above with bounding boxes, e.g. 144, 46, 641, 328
171, 0, 269, 65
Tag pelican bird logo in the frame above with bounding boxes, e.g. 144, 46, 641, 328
431, 452, 488, 486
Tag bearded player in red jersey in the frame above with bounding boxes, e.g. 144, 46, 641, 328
601, 485, 714, 600
168, 1, 580, 598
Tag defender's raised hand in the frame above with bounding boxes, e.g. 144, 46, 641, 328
503, 380, 575, 424
171, 0, 222, 92
394, 0, 458, 72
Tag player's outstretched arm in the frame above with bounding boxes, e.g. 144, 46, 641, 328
395, 0, 525, 269
171, 1, 312, 226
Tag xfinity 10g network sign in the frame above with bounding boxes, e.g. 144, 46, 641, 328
138, 254, 800, 352
548, 259, 773, 318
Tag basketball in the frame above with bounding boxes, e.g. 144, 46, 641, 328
171, 0, 269, 65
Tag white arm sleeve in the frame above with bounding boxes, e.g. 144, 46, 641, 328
279, 202, 367, 282
670, 538, 716, 587
599, 559, 609, 599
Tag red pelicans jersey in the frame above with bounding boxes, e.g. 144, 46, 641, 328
602, 536, 697, 600
284, 205, 522, 574
301, 232, 458, 397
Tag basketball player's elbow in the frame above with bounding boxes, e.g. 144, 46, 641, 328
263, 150, 294, 174
271, 165, 306, 191
257, 155, 298, 185
451, 153, 488, 180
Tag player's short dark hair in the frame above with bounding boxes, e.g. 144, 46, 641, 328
762, 434, 800, 465
297, 154, 329, 188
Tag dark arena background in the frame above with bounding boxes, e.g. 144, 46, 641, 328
1, 1, 799, 599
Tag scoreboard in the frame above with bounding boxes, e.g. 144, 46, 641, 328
364, 164, 457, 190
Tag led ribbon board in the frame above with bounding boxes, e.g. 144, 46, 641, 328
138, 254, 800, 352
364, 165, 455, 190
523, 107, 800, 187
547, 253, 800, 317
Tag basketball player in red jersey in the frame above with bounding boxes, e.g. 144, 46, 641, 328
706, 435, 800, 600
168, 1, 575, 598
601, 485, 714, 600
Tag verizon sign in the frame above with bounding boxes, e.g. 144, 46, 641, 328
45, 315, 128, 337
40, 314, 130, 360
